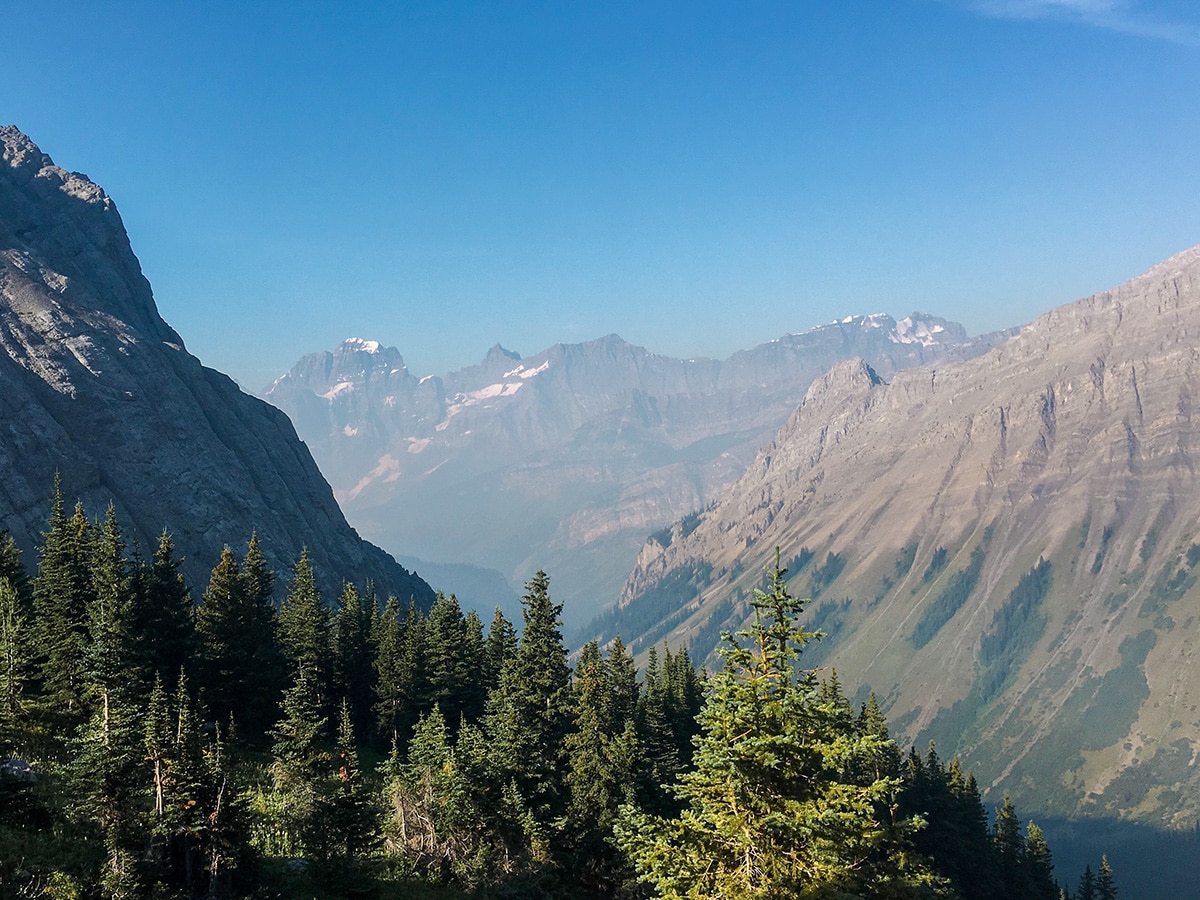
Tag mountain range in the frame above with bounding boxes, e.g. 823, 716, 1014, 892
0, 125, 433, 606
607, 244, 1200, 827
265, 316, 1013, 625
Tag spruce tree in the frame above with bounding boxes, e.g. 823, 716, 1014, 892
330, 581, 374, 736
616, 551, 947, 898
195, 544, 281, 740
484, 606, 518, 688
1026, 821, 1059, 900
994, 795, 1026, 896
484, 570, 571, 837
277, 547, 328, 683
424, 592, 473, 728
33, 486, 95, 717
131, 530, 194, 686
318, 699, 377, 865
1097, 855, 1117, 900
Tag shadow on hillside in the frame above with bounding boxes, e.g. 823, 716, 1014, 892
1038, 817, 1200, 900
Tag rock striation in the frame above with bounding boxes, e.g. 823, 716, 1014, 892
265, 315, 1013, 626
0, 126, 433, 606
613, 243, 1200, 826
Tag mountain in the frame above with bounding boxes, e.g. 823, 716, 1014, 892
264, 317, 1013, 626
0, 126, 433, 605
610, 244, 1200, 827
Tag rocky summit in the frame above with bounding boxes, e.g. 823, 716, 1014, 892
265, 316, 1012, 626
0, 126, 433, 605
611, 244, 1200, 827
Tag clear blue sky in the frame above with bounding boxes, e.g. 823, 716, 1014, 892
5, 1, 1200, 390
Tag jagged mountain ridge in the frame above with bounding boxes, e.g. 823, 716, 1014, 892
611, 244, 1200, 826
0, 126, 433, 605
265, 315, 1014, 626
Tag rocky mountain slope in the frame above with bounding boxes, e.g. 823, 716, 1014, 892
610, 244, 1200, 827
265, 318, 1012, 625
0, 126, 433, 606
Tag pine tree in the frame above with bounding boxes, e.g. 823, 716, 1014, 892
1026, 821, 1059, 900
634, 644, 680, 816
994, 795, 1026, 896
318, 699, 377, 865
277, 547, 328, 683
1097, 855, 1117, 900
616, 551, 947, 899
268, 663, 329, 855
85, 506, 137, 705
424, 592, 474, 729
563, 641, 639, 894
131, 530, 194, 686
484, 606, 517, 688
33, 485, 95, 717
195, 544, 280, 740
0, 529, 29, 605
330, 581, 374, 737
484, 570, 571, 839
1077, 863, 1097, 900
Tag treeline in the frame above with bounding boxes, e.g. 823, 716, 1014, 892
0, 486, 1114, 898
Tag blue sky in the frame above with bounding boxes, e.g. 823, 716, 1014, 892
4, 0, 1200, 389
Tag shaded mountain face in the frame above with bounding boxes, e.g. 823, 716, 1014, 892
0, 126, 433, 606
265, 317, 1012, 627
611, 244, 1200, 827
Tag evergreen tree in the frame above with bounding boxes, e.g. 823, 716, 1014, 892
277, 547, 328, 684
484, 570, 572, 840
484, 606, 518, 687
195, 544, 280, 740
267, 663, 329, 855
563, 641, 639, 895
131, 530, 194, 686
85, 506, 137, 704
1077, 864, 1097, 900
0, 529, 29, 604
330, 581, 375, 737
424, 592, 475, 729
317, 699, 377, 866
1026, 821, 1059, 900
617, 551, 947, 899
1097, 855, 1117, 900
994, 795, 1026, 896
634, 644, 680, 816
373, 595, 425, 746
33, 485, 95, 716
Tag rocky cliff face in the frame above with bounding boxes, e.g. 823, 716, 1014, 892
265, 315, 1012, 626
612, 244, 1200, 826
0, 126, 433, 606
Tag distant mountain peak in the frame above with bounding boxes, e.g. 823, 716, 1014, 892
486, 343, 521, 361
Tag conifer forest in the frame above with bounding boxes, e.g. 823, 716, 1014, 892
0, 484, 1116, 899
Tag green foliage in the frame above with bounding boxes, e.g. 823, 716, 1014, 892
979, 558, 1052, 665
617, 551, 946, 899
7, 491, 1102, 900
807, 550, 846, 596
195, 542, 283, 740
923, 545, 948, 581
910, 543, 988, 649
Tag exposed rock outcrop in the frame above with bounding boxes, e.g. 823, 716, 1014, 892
0, 126, 433, 605
266, 315, 1012, 626
613, 243, 1200, 826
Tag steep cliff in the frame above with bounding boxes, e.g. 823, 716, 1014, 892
612, 244, 1200, 825
0, 126, 433, 605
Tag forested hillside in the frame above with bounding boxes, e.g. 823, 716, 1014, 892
0, 489, 1111, 898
